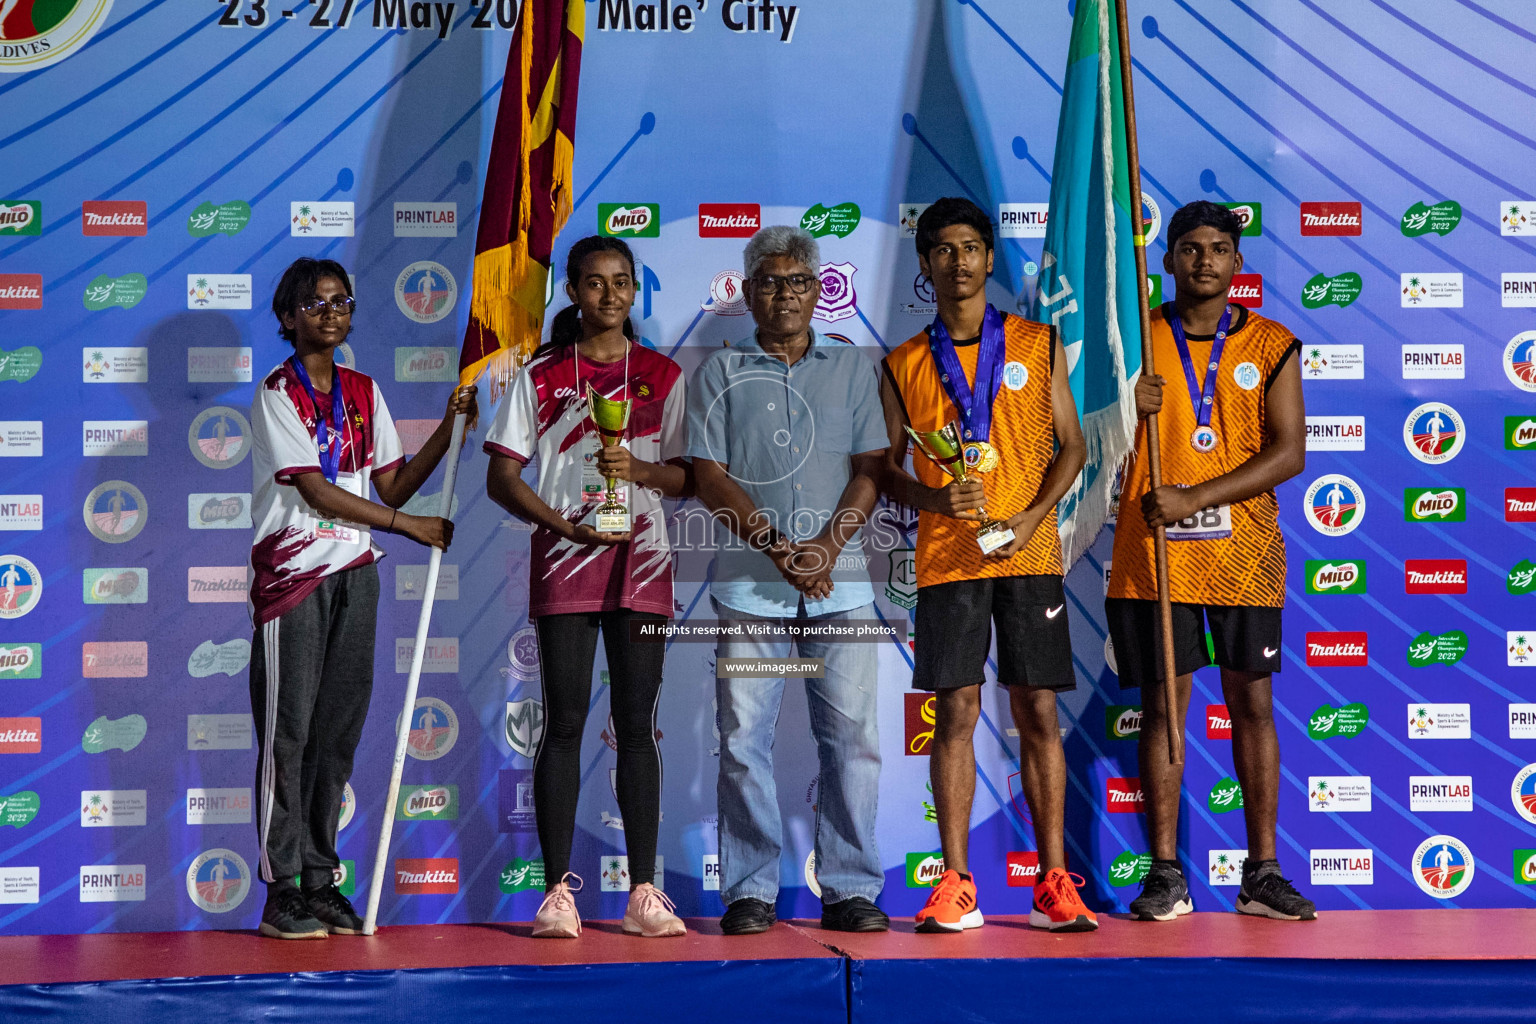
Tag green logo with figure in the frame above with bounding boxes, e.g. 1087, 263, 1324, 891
1105, 705, 1142, 740
499, 857, 547, 894
1407, 630, 1468, 667
1208, 777, 1244, 813
82, 715, 147, 753
801, 202, 861, 238
82, 273, 148, 311
0, 791, 39, 828
1508, 560, 1536, 595
1308, 702, 1369, 739
1400, 200, 1461, 237
1301, 272, 1362, 309
1108, 851, 1152, 888
187, 200, 252, 237
0, 346, 42, 384
1219, 202, 1263, 236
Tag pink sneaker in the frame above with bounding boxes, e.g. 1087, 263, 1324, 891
622, 882, 686, 937
532, 873, 583, 938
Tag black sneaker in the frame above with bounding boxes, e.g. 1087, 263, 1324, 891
1128, 862, 1193, 922
304, 882, 365, 935
1237, 862, 1317, 921
259, 886, 328, 940
821, 896, 889, 932
720, 897, 776, 935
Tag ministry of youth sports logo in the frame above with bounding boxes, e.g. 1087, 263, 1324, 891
1304, 475, 1365, 536
186, 848, 250, 913
395, 261, 456, 323
1402, 402, 1464, 465
0, 0, 114, 74
1412, 835, 1474, 899
83, 481, 148, 543
188, 407, 251, 470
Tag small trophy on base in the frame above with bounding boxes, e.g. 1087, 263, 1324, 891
904, 421, 1015, 555
586, 384, 633, 534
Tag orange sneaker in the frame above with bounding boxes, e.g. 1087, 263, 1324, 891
1029, 868, 1099, 932
914, 869, 983, 933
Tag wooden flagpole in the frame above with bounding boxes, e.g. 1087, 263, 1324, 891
1114, 0, 1183, 764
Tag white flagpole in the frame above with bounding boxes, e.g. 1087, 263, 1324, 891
363, 408, 467, 935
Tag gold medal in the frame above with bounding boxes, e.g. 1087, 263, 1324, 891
963, 441, 1000, 474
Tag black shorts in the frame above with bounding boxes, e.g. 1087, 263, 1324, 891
912, 576, 1075, 692
1105, 598, 1282, 689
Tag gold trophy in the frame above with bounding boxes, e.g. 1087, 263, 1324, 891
586, 383, 633, 534
905, 421, 1015, 555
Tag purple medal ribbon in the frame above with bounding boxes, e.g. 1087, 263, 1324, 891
289, 356, 345, 483
1170, 304, 1234, 433
928, 303, 1007, 443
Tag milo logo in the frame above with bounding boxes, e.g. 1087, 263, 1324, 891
1306, 559, 1366, 594
187, 200, 252, 238
1509, 560, 1536, 596
1407, 630, 1468, 667
1105, 704, 1142, 740
1405, 488, 1465, 522
1208, 777, 1244, 813
1401, 200, 1461, 237
397, 784, 458, 820
1219, 202, 1263, 236
1301, 271, 1362, 310
598, 203, 660, 238
82, 274, 148, 311
905, 851, 946, 887
1108, 851, 1152, 888
1506, 417, 1536, 450
0, 201, 40, 236
0, 643, 40, 679
1308, 702, 1370, 740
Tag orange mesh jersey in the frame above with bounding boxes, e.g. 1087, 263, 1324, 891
1108, 304, 1300, 608
885, 314, 1061, 588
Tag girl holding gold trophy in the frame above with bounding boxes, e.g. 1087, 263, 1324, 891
485, 236, 693, 939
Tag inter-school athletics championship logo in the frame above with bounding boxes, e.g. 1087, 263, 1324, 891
0, 0, 114, 74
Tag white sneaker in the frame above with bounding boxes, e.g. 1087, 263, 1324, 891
532, 873, 583, 938
622, 882, 686, 937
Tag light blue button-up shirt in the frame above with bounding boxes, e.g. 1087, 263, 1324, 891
685, 330, 889, 617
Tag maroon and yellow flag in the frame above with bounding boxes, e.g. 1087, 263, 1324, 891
459, 0, 584, 393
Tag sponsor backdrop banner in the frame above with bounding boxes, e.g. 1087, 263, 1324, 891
1, 0, 1534, 933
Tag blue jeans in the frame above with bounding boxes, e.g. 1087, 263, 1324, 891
714, 599, 883, 906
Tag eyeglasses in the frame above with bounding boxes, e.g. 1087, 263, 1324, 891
299, 295, 356, 317
752, 273, 816, 296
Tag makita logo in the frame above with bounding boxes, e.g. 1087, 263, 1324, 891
0, 718, 42, 752
698, 203, 761, 238
1306, 632, 1368, 666
1508, 488, 1536, 521
605, 206, 653, 233
1405, 559, 1467, 594
1005, 851, 1040, 886
1106, 777, 1144, 811
0, 283, 40, 299
1207, 705, 1232, 739
394, 857, 459, 893
81, 202, 148, 236
190, 577, 243, 593
0, 275, 43, 309
1228, 274, 1263, 306
1299, 202, 1363, 235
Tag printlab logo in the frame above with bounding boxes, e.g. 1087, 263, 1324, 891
1304, 416, 1364, 452
1310, 850, 1374, 886
82, 273, 147, 311
0, 200, 40, 235
599, 203, 660, 238
188, 407, 251, 469
188, 347, 253, 383
1304, 475, 1364, 536
1299, 201, 1361, 236
395, 261, 456, 323
394, 202, 457, 237
1300, 272, 1361, 309
1409, 776, 1473, 813
404, 697, 459, 761
1300, 345, 1363, 379
187, 200, 251, 237
1402, 344, 1464, 379
813, 263, 858, 322
1400, 200, 1461, 237
1502, 273, 1536, 308
186, 788, 252, 826
1306, 560, 1365, 594
0, 494, 41, 530
1405, 487, 1464, 523
801, 202, 861, 238
1512, 704, 1536, 739
82, 481, 147, 543
1308, 702, 1369, 739
1412, 836, 1474, 899
997, 202, 1048, 238
79, 865, 145, 903
0, 0, 115, 73
1308, 777, 1372, 812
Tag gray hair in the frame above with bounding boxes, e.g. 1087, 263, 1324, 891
742, 225, 820, 281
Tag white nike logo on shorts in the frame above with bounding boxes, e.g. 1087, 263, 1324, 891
1045, 604, 1064, 619
1264, 646, 1278, 658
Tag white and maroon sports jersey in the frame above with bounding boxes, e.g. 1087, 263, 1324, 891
483, 343, 686, 619
249, 361, 404, 625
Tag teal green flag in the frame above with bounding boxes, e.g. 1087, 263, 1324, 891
1029, 0, 1144, 567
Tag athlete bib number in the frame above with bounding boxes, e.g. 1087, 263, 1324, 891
1166, 504, 1232, 541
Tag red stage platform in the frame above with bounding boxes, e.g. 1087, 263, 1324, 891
2, 911, 1532, 1023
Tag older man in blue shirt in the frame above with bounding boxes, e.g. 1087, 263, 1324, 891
687, 225, 890, 935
